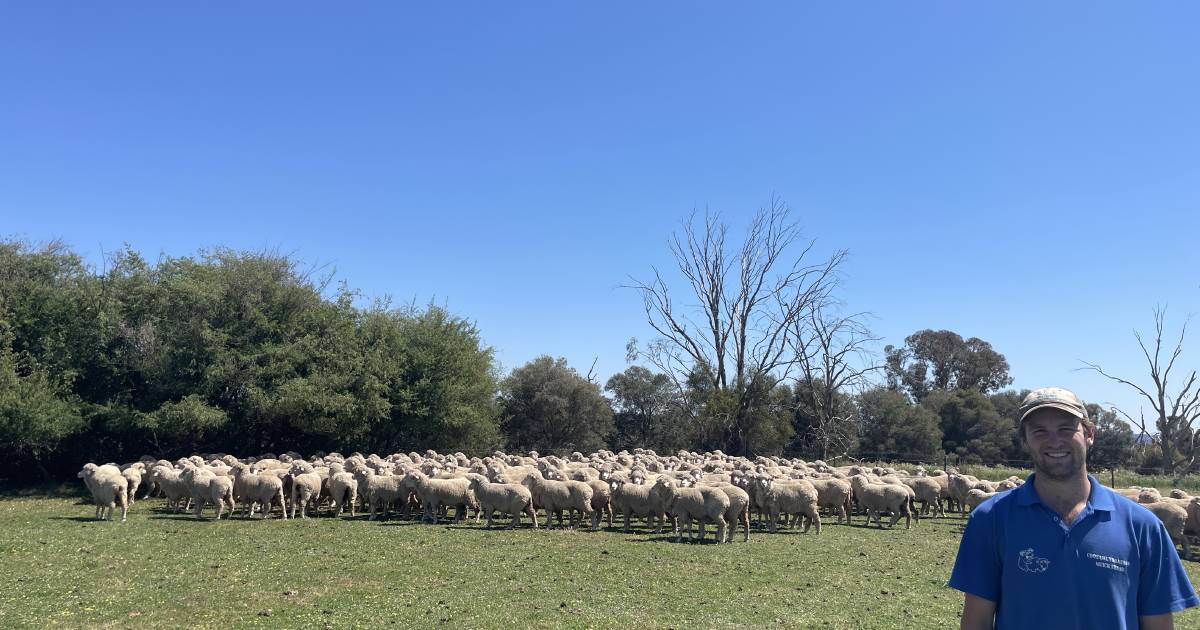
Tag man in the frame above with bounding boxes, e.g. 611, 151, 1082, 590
949, 387, 1199, 629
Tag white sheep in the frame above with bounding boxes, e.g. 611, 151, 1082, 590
328, 471, 359, 517
287, 462, 324, 519
465, 473, 538, 529
230, 463, 288, 519
649, 477, 729, 543
609, 478, 670, 533
521, 471, 593, 529
964, 488, 996, 513
78, 463, 128, 522
180, 465, 236, 520
751, 476, 821, 534
402, 471, 478, 524
850, 474, 912, 529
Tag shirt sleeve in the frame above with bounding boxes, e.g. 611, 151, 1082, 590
948, 505, 1001, 602
1137, 518, 1200, 615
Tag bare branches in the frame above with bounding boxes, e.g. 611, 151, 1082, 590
624, 198, 849, 455
1080, 308, 1200, 474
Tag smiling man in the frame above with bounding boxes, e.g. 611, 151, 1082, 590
949, 387, 1199, 629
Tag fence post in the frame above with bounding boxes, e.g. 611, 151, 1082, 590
944, 453, 948, 471
1110, 468, 1115, 488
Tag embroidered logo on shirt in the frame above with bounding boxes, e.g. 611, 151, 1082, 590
1018, 548, 1050, 573
1087, 552, 1129, 573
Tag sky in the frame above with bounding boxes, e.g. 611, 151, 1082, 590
2, 3, 1199, 429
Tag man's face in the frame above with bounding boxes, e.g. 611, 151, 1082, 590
1022, 408, 1094, 481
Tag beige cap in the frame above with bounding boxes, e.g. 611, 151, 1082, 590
1018, 387, 1089, 423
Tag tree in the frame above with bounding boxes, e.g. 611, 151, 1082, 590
789, 380, 857, 459
885, 330, 1012, 401
789, 303, 881, 459
988, 389, 1029, 462
1087, 403, 1137, 470
604, 366, 692, 452
135, 394, 228, 456
628, 199, 844, 455
0, 322, 83, 480
924, 388, 1011, 464
500, 356, 614, 454
1082, 308, 1200, 474
857, 387, 942, 462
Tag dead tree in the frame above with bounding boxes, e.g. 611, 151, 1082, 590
790, 303, 882, 460
1082, 307, 1200, 474
626, 198, 844, 455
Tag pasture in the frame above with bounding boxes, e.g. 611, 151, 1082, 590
4, 487, 1200, 629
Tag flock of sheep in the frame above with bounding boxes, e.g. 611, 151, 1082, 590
74, 449, 1200, 554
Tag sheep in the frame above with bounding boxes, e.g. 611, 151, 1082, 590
1170, 489, 1192, 500
1141, 500, 1191, 561
1137, 488, 1164, 504
609, 478, 670, 533
78, 463, 128, 522
550, 468, 612, 529
521, 471, 594, 529
751, 476, 821, 534
180, 465, 236, 520
947, 473, 977, 515
850, 475, 912, 529
902, 477, 946, 518
649, 477, 729, 543
701, 481, 750, 543
230, 463, 288, 519
120, 464, 144, 505
402, 471, 478, 524
964, 488, 996, 513
328, 471, 358, 517
808, 477, 854, 524
361, 469, 406, 520
287, 462, 324, 519
150, 465, 192, 512
465, 474, 538, 529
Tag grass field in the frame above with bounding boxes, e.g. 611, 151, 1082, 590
5, 488, 1200, 629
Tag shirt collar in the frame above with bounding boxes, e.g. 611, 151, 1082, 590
1015, 473, 1115, 512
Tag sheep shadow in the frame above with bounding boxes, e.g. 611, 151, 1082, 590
47, 516, 106, 523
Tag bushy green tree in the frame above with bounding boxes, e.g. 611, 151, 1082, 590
856, 387, 942, 462
885, 330, 1012, 401
500, 356, 614, 454
923, 388, 1011, 464
1087, 403, 1137, 470
605, 366, 692, 452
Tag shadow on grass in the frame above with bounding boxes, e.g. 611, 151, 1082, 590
0, 483, 87, 501
47, 515, 106, 522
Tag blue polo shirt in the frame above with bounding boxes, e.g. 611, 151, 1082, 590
949, 474, 1198, 629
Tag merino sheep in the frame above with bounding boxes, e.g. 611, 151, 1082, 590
964, 488, 996, 513
903, 477, 946, 518
751, 476, 821, 534
650, 477, 729, 543
120, 464, 144, 505
328, 471, 359, 517
287, 462, 324, 519
402, 471, 478, 524
1141, 500, 1192, 561
850, 475, 912, 529
466, 474, 538, 529
361, 469, 406, 520
78, 463, 129, 522
521, 471, 593, 529
610, 478, 670, 533
180, 465, 236, 520
230, 463, 288, 519
809, 476, 854, 524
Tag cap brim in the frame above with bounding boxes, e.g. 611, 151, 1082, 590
1019, 402, 1087, 424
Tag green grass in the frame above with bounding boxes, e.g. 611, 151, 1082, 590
3, 494, 1200, 629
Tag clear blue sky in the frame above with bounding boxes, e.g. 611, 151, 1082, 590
3, 4, 1199, 428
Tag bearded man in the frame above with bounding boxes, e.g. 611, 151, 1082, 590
949, 387, 1198, 629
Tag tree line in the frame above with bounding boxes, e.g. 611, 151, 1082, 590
0, 210, 1174, 481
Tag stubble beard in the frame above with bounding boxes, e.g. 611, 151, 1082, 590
1034, 451, 1087, 482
